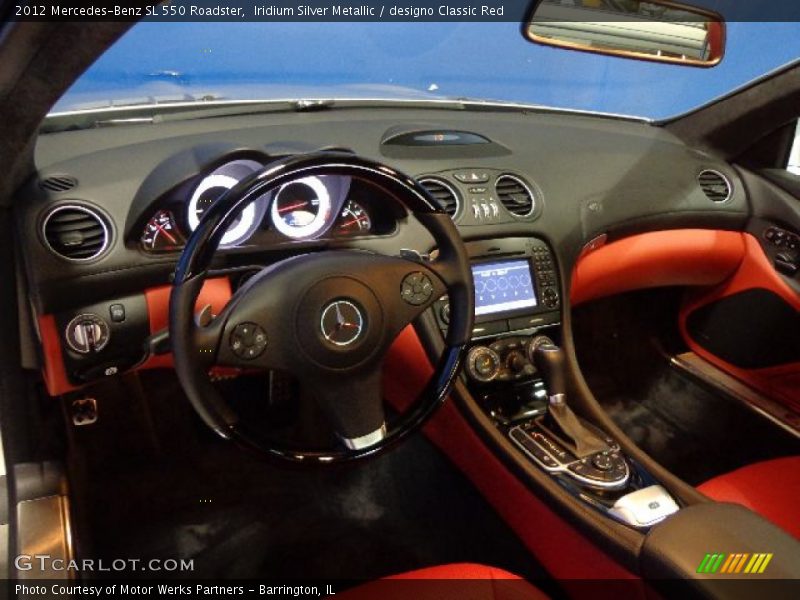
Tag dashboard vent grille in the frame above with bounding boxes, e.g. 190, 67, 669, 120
698, 170, 732, 203
42, 205, 110, 261
40, 175, 78, 193
495, 174, 535, 217
418, 178, 460, 218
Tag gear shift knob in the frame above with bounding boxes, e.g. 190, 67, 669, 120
533, 343, 567, 398
532, 342, 609, 457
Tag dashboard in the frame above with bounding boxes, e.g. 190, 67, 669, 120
16, 106, 749, 394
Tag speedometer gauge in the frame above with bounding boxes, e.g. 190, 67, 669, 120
187, 159, 266, 247
270, 176, 332, 239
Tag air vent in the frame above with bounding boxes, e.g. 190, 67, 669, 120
42, 205, 110, 262
495, 174, 535, 217
698, 170, 732, 203
40, 175, 78, 193
418, 178, 460, 218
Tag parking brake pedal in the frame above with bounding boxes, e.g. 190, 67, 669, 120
70, 397, 98, 426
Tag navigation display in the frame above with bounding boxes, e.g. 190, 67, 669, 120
472, 260, 538, 316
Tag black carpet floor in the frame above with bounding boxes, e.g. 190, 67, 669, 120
67, 372, 546, 583
572, 291, 799, 486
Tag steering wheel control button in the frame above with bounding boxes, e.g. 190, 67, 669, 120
65, 314, 110, 354
320, 300, 364, 347
230, 322, 267, 360
401, 272, 434, 305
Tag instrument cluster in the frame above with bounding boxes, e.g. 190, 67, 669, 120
140, 157, 393, 253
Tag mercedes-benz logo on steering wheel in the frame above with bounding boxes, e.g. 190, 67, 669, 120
320, 300, 365, 347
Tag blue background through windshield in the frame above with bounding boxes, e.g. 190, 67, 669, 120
57, 21, 800, 120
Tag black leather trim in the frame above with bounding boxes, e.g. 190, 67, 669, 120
642, 503, 800, 598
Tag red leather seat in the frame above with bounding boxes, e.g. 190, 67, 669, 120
340, 563, 548, 600
697, 456, 800, 540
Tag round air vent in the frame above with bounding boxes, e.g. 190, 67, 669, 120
495, 174, 535, 217
40, 175, 78, 193
418, 178, 461, 219
42, 205, 110, 262
698, 170, 732, 203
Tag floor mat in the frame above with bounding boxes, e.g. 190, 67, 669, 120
68, 372, 546, 583
573, 291, 799, 486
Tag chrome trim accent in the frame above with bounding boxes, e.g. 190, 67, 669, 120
320, 300, 364, 347
47, 97, 651, 124
509, 425, 630, 490
41, 204, 110, 262
670, 352, 800, 438
64, 313, 110, 354
581, 233, 608, 255
698, 169, 733, 203
494, 174, 537, 218
70, 397, 99, 426
470, 321, 562, 341
465, 346, 502, 383
17, 495, 74, 579
417, 177, 462, 220
341, 423, 387, 450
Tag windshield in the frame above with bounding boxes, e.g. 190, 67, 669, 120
54, 20, 800, 120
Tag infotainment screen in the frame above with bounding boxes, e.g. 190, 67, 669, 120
472, 260, 538, 316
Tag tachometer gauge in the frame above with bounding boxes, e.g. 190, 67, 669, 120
334, 201, 372, 236
270, 176, 332, 239
187, 159, 266, 247
141, 210, 185, 252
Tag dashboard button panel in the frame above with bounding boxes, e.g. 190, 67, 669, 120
417, 168, 541, 226
453, 170, 490, 184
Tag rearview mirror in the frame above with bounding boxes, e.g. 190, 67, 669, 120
525, 0, 725, 67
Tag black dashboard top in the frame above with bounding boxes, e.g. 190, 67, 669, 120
19, 106, 748, 313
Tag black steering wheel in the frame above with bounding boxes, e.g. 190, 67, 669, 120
169, 152, 474, 462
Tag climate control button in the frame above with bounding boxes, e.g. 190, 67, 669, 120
466, 346, 502, 383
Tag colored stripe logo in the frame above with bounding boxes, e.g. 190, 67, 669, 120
697, 553, 773, 574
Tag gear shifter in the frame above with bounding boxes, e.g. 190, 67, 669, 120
533, 343, 609, 458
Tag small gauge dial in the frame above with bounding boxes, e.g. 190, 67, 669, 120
334, 201, 372, 236
141, 210, 186, 252
270, 176, 332, 239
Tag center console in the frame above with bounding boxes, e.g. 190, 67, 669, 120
439, 236, 680, 530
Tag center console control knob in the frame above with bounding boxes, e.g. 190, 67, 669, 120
592, 453, 615, 471
526, 335, 554, 364
506, 350, 530, 373
466, 346, 502, 383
